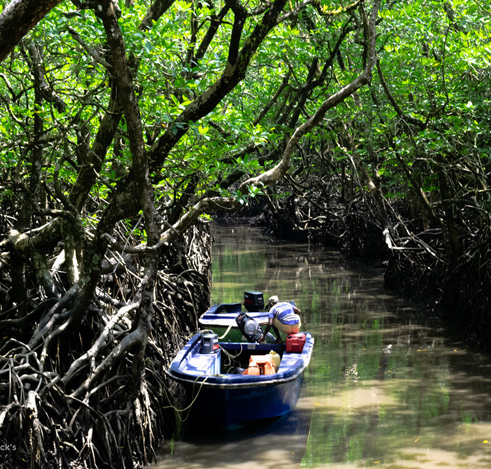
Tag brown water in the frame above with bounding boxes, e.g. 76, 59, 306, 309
157, 225, 491, 468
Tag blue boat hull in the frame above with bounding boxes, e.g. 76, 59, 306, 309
183, 371, 304, 428
167, 332, 314, 429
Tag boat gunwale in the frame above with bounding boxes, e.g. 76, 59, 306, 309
166, 332, 314, 389
165, 369, 306, 389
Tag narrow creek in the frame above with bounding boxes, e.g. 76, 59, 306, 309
157, 224, 491, 468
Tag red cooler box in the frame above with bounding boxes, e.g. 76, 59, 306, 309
286, 333, 306, 353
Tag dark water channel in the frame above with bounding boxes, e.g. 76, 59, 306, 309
157, 225, 491, 468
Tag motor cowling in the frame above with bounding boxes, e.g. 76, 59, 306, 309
201, 332, 219, 353
235, 313, 263, 342
243, 318, 263, 341
243, 291, 265, 312
235, 312, 275, 343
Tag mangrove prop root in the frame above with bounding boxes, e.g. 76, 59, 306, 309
0, 224, 212, 468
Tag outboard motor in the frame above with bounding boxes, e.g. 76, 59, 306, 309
201, 332, 219, 353
236, 312, 274, 343
243, 291, 265, 312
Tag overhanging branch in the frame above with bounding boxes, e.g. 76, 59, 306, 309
240, 0, 382, 190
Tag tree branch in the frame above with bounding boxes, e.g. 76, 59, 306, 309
147, 0, 289, 170
139, 0, 176, 30
0, 0, 64, 63
242, 0, 382, 189
376, 59, 426, 130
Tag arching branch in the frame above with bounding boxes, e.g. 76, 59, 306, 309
242, 0, 382, 190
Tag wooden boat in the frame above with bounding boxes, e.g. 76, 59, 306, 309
166, 331, 314, 429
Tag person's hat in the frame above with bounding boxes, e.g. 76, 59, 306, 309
267, 295, 279, 307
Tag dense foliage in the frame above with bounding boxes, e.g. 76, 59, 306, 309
256, 0, 491, 342
0, 0, 489, 466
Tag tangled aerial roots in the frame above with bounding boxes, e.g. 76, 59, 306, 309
261, 168, 491, 350
0, 224, 212, 468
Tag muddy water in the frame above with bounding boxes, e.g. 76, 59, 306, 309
157, 225, 491, 468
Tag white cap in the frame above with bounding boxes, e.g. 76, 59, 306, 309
268, 295, 279, 307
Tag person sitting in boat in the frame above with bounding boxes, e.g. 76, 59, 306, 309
259, 295, 301, 343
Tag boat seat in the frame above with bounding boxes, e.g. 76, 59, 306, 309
180, 351, 221, 376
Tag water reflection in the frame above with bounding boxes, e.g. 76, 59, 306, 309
158, 389, 312, 469
157, 225, 491, 468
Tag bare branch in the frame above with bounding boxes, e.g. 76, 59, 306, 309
67, 26, 111, 69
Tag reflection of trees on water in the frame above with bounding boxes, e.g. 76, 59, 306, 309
209, 225, 491, 468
